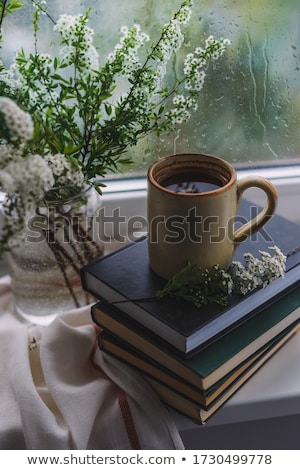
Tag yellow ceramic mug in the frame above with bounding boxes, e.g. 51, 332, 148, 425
147, 153, 278, 279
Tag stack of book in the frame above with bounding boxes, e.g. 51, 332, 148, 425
81, 200, 300, 424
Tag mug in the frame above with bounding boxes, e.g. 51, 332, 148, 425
147, 153, 278, 279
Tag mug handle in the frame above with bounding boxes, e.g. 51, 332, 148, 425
233, 176, 278, 245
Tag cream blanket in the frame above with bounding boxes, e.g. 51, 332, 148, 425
0, 276, 184, 450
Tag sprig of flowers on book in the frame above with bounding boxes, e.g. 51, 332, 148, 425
0, 0, 230, 255
157, 246, 287, 308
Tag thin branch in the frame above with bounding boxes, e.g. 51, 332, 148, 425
0, 1, 8, 30
31, 0, 56, 25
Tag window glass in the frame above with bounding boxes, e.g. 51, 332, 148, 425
1, 0, 300, 174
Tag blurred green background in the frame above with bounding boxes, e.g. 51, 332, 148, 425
2, 0, 300, 172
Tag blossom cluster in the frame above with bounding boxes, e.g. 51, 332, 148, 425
54, 12, 99, 73
184, 36, 231, 92
107, 24, 150, 78
0, 96, 34, 141
230, 246, 287, 295
47, 153, 85, 187
167, 94, 198, 125
211, 247, 287, 301
166, 36, 231, 126
0, 152, 55, 249
0, 96, 85, 252
158, 247, 287, 308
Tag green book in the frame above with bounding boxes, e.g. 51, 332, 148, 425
145, 324, 299, 424
92, 286, 300, 390
99, 323, 298, 407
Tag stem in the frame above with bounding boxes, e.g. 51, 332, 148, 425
37, 195, 103, 309
0, 1, 8, 30
56, 207, 103, 262
31, 0, 56, 25
45, 230, 81, 308
286, 246, 300, 257
116, 3, 187, 119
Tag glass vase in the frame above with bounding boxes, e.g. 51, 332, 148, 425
7, 185, 103, 325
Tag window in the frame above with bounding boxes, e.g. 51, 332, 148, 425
1, 0, 300, 174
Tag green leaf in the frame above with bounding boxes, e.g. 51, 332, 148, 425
156, 261, 231, 309
4, 0, 23, 15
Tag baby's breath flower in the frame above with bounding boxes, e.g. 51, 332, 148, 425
230, 247, 286, 296
154, 19, 184, 64
166, 93, 196, 125
0, 97, 34, 141
47, 153, 85, 187
54, 13, 99, 72
176, 1, 193, 24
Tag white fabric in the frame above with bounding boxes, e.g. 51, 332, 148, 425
0, 276, 184, 450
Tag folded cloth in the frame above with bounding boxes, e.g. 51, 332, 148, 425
0, 276, 184, 450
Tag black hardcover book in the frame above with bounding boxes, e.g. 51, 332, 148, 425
81, 199, 300, 356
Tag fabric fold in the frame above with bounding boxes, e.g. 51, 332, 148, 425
0, 276, 184, 450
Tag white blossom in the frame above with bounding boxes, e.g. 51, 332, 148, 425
0, 97, 34, 141
54, 13, 99, 72
47, 153, 85, 187
229, 246, 286, 295
176, 1, 193, 24
107, 24, 149, 80
1, 153, 54, 200
166, 94, 197, 125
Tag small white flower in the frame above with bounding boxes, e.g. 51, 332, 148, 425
176, 4, 192, 25
0, 97, 34, 141
46, 153, 85, 187
0, 170, 14, 191
54, 13, 99, 72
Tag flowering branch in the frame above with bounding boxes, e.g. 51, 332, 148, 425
157, 246, 287, 308
0, 0, 230, 255
0, 0, 230, 183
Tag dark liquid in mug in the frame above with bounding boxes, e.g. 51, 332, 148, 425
161, 172, 225, 194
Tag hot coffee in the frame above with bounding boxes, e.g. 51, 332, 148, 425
161, 171, 225, 194
147, 153, 278, 279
